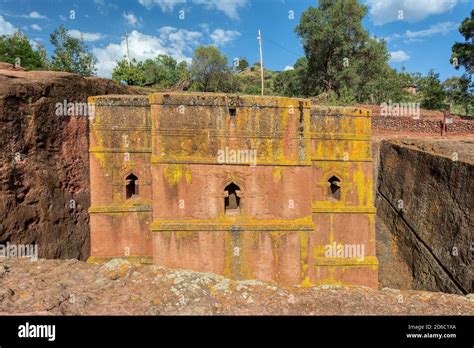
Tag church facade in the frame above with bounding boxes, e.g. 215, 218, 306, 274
88, 92, 378, 288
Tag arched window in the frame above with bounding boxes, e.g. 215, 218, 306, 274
126, 173, 138, 199
228, 106, 237, 117
224, 182, 241, 216
328, 176, 341, 201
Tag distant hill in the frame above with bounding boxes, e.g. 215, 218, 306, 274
236, 63, 280, 95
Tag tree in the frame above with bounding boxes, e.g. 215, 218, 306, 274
0, 31, 48, 70
443, 76, 473, 116
191, 46, 229, 92
142, 55, 188, 87
112, 59, 145, 86
418, 69, 446, 110
451, 9, 473, 74
294, 0, 397, 102
236, 57, 249, 72
274, 57, 308, 97
50, 25, 96, 76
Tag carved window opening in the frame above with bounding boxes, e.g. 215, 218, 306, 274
225, 182, 241, 216
228, 107, 237, 117
328, 176, 341, 201
126, 173, 138, 199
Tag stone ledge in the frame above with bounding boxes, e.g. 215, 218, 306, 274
312, 206, 376, 214
313, 256, 379, 267
151, 217, 314, 232
150, 156, 312, 166
89, 206, 153, 214
311, 106, 372, 117
149, 92, 312, 108
87, 255, 153, 265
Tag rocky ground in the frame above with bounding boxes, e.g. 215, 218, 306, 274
0, 258, 472, 315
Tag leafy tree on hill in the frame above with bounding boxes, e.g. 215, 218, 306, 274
274, 57, 308, 97
190, 45, 240, 92
451, 9, 473, 74
418, 69, 446, 110
50, 25, 96, 76
294, 0, 409, 104
443, 76, 473, 116
142, 55, 188, 87
0, 31, 48, 70
112, 58, 145, 86
235, 57, 249, 72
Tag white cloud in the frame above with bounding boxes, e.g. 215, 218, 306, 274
94, 0, 118, 14
365, 0, 458, 25
210, 29, 240, 47
283, 65, 294, 71
68, 29, 106, 42
158, 26, 202, 51
30, 24, 42, 31
192, 0, 248, 19
199, 23, 210, 34
382, 33, 400, 42
28, 11, 48, 20
0, 15, 17, 35
123, 12, 142, 27
405, 21, 458, 39
389, 50, 410, 63
29, 38, 44, 48
93, 28, 202, 77
138, 0, 248, 19
384, 21, 458, 43
138, 0, 186, 11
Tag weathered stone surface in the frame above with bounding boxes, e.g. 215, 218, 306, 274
372, 115, 473, 134
0, 258, 472, 315
100, 259, 135, 280
0, 69, 144, 260
376, 138, 473, 294
88, 94, 378, 288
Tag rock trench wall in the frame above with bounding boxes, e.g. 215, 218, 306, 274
376, 140, 472, 294
0, 69, 141, 260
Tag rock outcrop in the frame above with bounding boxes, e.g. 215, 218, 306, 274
0, 69, 143, 260
0, 258, 472, 315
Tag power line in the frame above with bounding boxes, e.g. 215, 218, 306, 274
265, 36, 302, 57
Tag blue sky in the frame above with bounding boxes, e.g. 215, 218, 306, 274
0, 0, 472, 79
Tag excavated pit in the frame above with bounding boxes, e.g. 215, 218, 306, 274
0, 67, 472, 296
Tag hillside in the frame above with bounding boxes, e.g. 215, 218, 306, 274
236, 63, 280, 95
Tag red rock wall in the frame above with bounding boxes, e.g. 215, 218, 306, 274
0, 69, 142, 260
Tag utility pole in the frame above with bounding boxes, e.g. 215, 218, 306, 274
257, 30, 264, 96
125, 32, 131, 66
